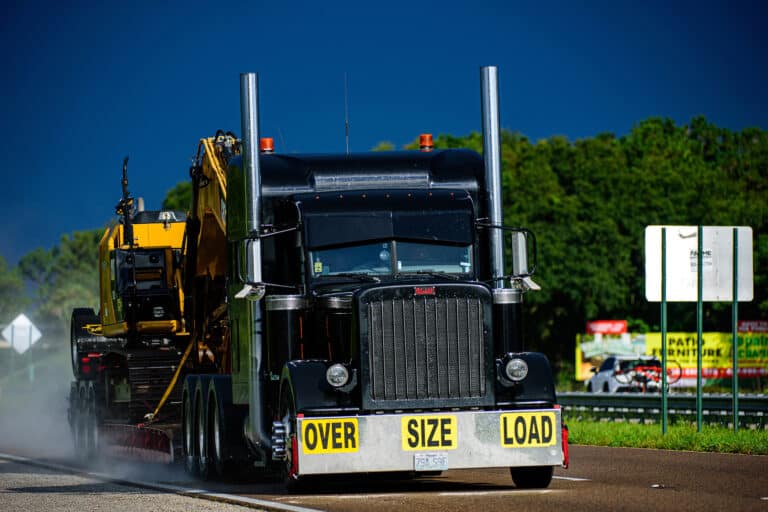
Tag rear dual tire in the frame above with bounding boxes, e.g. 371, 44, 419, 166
182, 377, 238, 479
182, 382, 197, 475
70, 380, 101, 462
196, 389, 211, 478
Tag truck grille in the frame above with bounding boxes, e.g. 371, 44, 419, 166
367, 295, 485, 402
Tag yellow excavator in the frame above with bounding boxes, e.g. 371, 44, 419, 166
68, 134, 239, 461
69, 156, 189, 459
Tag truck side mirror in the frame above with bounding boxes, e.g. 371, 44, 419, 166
510, 230, 536, 277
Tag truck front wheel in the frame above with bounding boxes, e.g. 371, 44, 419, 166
278, 386, 302, 490
510, 466, 553, 489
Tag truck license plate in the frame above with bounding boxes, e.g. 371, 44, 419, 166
414, 452, 448, 471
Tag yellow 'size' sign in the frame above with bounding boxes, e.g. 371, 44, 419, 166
301, 418, 359, 454
500, 412, 557, 448
401, 415, 457, 450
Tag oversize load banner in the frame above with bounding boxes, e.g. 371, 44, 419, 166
575, 332, 768, 382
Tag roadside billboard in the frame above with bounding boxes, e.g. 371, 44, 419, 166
575, 330, 768, 384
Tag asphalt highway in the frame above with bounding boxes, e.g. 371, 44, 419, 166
1, 445, 765, 512
0, 455, 251, 512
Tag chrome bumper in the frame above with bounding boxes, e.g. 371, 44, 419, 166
295, 408, 562, 475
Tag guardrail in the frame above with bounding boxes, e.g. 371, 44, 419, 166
558, 392, 767, 427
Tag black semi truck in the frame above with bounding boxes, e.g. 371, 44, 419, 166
69, 67, 567, 489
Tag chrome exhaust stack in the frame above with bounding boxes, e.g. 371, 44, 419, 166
482, 66, 526, 352
241, 72, 264, 251
239, 72, 270, 454
481, 66, 505, 288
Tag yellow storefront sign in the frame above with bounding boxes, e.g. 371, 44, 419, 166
648, 332, 768, 366
575, 332, 768, 381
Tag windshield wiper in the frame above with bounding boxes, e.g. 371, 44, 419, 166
397, 270, 460, 281
320, 272, 381, 283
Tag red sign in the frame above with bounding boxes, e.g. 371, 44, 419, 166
414, 286, 436, 296
586, 320, 628, 335
738, 320, 768, 333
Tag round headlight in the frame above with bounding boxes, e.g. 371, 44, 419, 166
505, 358, 528, 382
326, 363, 350, 387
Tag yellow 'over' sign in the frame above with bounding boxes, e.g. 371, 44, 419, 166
301, 418, 359, 454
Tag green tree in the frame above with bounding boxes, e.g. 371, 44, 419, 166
372, 141, 395, 151
19, 229, 102, 326
18, 247, 54, 308
162, 181, 192, 212
0, 256, 27, 324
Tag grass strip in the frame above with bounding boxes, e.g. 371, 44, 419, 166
567, 419, 768, 455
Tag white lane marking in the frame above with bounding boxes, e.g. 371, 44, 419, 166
201, 493, 325, 512
322, 490, 558, 499
553, 475, 591, 482
0, 452, 323, 512
330, 493, 410, 499
439, 490, 556, 496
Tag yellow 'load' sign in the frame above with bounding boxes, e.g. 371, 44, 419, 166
301, 418, 359, 454
500, 412, 556, 448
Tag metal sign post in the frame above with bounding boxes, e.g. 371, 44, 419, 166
645, 226, 753, 434
661, 228, 668, 434
9, 334, 16, 377
732, 228, 739, 432
27, 327, 35, 383
2, 314, 43, 383
696, 226, 703, 432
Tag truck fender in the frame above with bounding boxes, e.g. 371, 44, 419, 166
279, 361, 356, 413
495, 352, 558, 404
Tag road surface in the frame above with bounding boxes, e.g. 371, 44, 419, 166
1, 445, 765, 512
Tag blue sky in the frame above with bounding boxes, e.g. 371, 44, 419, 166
1, 1, 765, 266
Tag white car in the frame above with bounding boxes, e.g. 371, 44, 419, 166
586, 355, 668, 393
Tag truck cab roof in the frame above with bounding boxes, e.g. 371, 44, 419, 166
235, 149, 486, 202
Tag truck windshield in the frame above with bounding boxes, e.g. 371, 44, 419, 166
310, 241, 472, 279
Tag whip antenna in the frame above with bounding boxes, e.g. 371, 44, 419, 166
277, 127, 287, 153
344, 72, 350, 154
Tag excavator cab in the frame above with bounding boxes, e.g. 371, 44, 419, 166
98, 209, 187, 339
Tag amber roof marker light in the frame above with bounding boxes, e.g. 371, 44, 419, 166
419, 133, 433, 152
260, 137, 274, 153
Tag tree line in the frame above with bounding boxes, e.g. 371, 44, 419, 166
1, 116, 765, 372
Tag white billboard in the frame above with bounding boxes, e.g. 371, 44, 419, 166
645, 226, 753, 302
